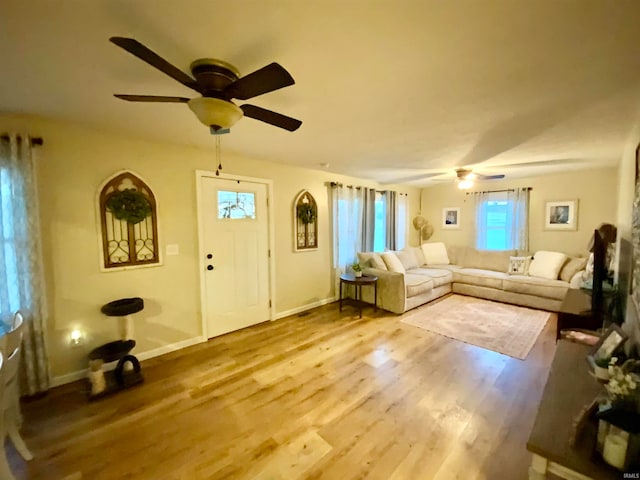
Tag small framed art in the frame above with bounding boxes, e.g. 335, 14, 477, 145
544, 200, 578, 230
442, 207, 460, 229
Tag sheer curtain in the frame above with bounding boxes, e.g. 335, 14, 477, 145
507, 187, 530, 251
0, 135, 49, 395
396, 193, 408, 249
332, 185, 363, 274
474, 191, 491, 249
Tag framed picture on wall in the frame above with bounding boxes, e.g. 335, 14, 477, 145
544, 200, 578, 230
442, 207, 460, 229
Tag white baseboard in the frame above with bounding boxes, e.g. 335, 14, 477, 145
275, 296, 337, 320
49, 335, 207, 388
50, 299, 338, 388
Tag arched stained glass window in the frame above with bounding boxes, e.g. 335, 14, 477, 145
99, 171, 159, 269
294, 190, 318, 251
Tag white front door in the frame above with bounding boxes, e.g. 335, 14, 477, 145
198, 175, 271, 338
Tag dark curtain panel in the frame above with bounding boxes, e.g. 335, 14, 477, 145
361, 187, 376, 252
385, 190, 397, 250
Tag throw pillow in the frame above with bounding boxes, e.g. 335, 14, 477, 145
507, 256, 532, 275
397, 249, 419, 270
528, 251, 568, 280
421, 242, 450, 265
381, 252, 406, 273
357, 252, 387, 270
559, 256, 587, 283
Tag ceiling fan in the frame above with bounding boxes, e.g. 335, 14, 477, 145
452, 168, 504, 189
109, 37, 302, 132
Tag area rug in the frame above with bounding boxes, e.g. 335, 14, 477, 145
401, 295, 551, 359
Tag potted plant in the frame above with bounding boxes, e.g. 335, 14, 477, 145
352, 262, 363, 278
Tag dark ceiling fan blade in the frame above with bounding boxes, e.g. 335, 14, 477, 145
109, 37, 200, 92
477, 174, 505, 180
226, 63, 294, 100
240, 104, 302, 131
114, 94, 190, 103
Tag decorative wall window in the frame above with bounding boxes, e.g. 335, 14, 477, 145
99, 171, 159, 269
294, 190, 318, 251
218, 190, 256, 219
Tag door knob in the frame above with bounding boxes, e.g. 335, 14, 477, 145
207, 265, 214, 271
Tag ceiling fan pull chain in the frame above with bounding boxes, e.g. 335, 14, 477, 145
215, 135, 222, 176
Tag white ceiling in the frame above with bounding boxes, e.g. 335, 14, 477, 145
2, 0, 639, 186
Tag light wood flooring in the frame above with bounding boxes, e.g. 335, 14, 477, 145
9, 297, 558, 479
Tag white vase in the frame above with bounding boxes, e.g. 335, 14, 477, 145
594, 365, 610, 381
355, 271, 362, 277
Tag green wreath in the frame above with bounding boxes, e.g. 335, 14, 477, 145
105, 189, 152, 224
297, 203, 316, 224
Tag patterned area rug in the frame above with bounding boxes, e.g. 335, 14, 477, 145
401, 294, 551, 359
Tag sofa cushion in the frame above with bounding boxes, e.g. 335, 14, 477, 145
503, 275, 569, 300
453, 268, 508, 289
427, 264, 463, 272
404, 273, 434, 297
408, 246, 426, 266
357, 252, 387, 270
507, 255, 532, 275
559, 256, 587, 282
408, 268, 453, 287
396, 249, 419, 270
381, 252, 405, 273
445, 245, 465, 266
460, 248, 516, 272
529, 251, 567, 280
421, 242, 450, 265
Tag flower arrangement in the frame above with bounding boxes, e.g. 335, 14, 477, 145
606, 357, 640, 410
351, 262, 363, 277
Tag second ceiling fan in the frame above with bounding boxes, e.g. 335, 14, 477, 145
109, 37, 302, 132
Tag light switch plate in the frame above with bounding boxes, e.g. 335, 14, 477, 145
166, 244, 180, 255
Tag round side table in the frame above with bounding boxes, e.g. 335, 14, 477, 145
339, 273, 378, 318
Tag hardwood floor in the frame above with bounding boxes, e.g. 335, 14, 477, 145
9, 297, 558, 479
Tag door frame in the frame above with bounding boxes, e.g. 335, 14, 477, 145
195, 170, 276, 339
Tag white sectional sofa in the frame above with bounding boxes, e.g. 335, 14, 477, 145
356, 243, 587, 314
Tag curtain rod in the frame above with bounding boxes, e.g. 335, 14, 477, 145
465, 187, 532, 195
0, 135, 43, 146
328, 182, 408, 195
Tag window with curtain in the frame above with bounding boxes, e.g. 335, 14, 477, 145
0, 135, 50, 395
475, 188, 529, 251
331, 185, 405, 273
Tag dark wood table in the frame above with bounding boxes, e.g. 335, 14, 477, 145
526, 340, 618, 479
556, 289, 602, 341
339, 273, 378, 318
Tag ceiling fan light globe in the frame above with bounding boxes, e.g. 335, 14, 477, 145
458, 179, 473, 190
188, 97, 243, 129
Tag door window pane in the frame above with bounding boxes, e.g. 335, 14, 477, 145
218, 191, 256, 219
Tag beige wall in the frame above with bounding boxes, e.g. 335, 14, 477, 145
421, 168, 618, 255
616, 124, 640, 241
0, 114, 420, 382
